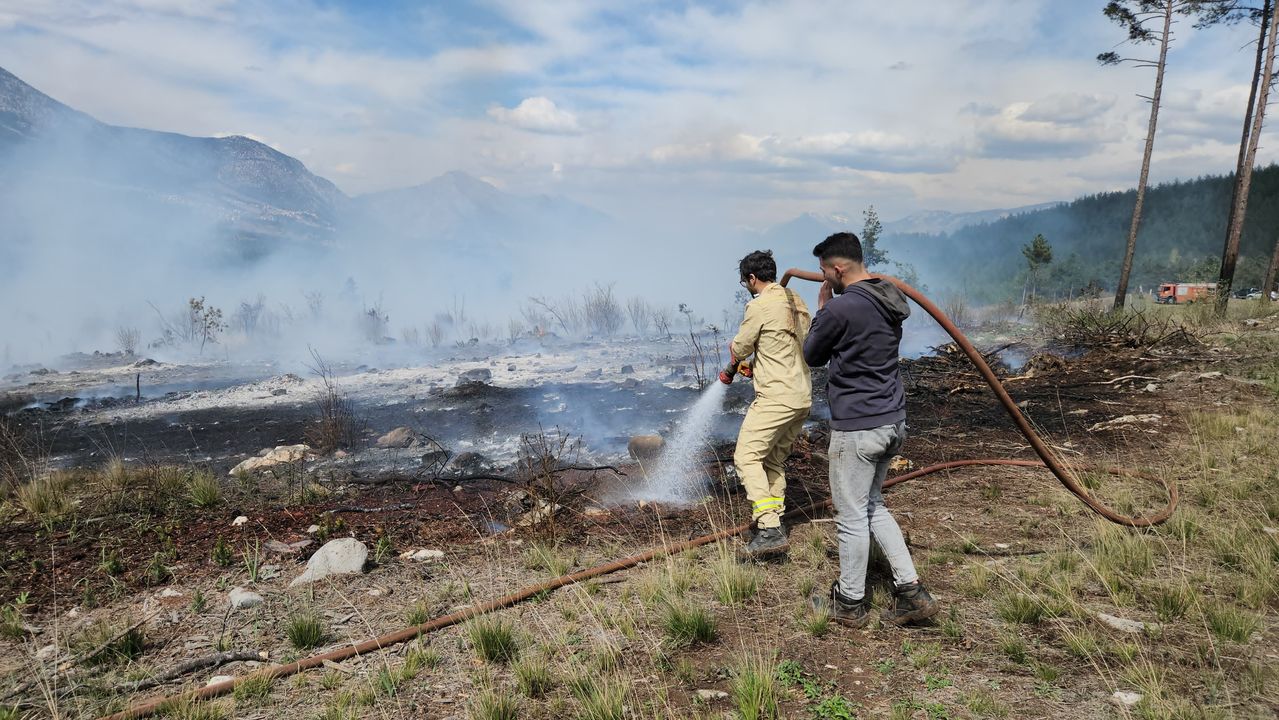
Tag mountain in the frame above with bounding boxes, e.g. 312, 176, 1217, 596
883, 202, 1062, 236
352, 170, 610, 257
0, 65, 347, 262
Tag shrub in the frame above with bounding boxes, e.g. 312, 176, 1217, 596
187, 470, 221, 508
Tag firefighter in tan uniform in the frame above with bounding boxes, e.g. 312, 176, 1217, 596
724, 250, 812, 559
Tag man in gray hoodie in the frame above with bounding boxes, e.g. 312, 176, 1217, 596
802, 232, 939, 628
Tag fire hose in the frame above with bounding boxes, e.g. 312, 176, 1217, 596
98, 273, 1176, 720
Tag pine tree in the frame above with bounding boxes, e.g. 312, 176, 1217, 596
1098, 0, 1233, 309
861, 206, 889, 268
1022, 234, 1054, 303
1216, 0, 1277, 314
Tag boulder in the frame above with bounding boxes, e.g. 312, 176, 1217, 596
449, 452, 492, 476
376, 427, 417, 449
628, 435, 665, 464
229, 445, 312, 476
456, 368, 492, 387
620, 365, 635, 374
289, 538, 368, 586
420, 449, 450, 473
228, 587, 264, 609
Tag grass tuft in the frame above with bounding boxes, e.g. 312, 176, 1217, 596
467, 616, 519, 663
468, 689, 518, 720
711, 544, 761, 605
730, 655, 780, 720
232, 674, 273, 705
663, 600, 718, 646
186, 469, 221, 508
514, 655, 554, 697
285, 611, 326, 650
1204, 602, 1260, 643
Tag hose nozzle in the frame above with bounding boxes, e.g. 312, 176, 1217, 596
719, 358, 753, 384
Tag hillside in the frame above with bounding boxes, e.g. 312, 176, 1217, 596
885, 167, 1279, 302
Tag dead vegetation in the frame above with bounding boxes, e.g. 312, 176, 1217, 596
303, 349, 365, 452
2, 304, 1277, 719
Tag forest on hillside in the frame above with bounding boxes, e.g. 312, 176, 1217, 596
888, 164, 1279, 304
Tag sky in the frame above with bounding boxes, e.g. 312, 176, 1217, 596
0, 0, 1272, 227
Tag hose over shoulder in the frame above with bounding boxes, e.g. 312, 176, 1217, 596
780, 267, 1178, 527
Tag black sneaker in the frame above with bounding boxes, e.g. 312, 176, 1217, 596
810, 582, 870, 628
738, 526, 790, 560
884, 581, 939, 626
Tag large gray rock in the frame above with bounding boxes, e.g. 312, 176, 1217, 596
289, 538, 368, 586
456, 368, 492, 386
376, 427, 417, 449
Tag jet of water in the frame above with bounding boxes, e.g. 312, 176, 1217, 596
634, 381, 729, 504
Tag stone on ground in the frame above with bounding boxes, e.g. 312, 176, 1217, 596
376, 427, 417, 449
229, 445, 312, 476
228, 587, 264, 609
289, 538, 368, 586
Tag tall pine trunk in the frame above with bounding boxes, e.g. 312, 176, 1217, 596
1215, 3, 1279, 316
1114, 2, 1173, 310
1264, 233, 1279, 300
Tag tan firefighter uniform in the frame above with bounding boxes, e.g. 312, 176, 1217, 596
730, 283, 812, 529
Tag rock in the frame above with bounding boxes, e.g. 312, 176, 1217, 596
1144, 383, 1158, 392
1111, 690, 1143, 707
229, 445, 312, 476
36, 644, 58, 661
158, 588, 184, 598
696, 689, 729, 702
585, 369, 603, 379
1087, 414, 1162, 432
583, 507, 609, 518
270, 388, 288, 396
229, 587, 264, 609
507, 364, 517, 372
402, 548, 445, 562
232, 516, 249, 526
421, 449, 450, 472
264, 539, 313, 554
1095, 612, 1147, 634
456, 368, 492, 387
515, 499, 563, 527
306, 525, 321, 534
1244, 318, 1262, 327
628, 435, 665, 464
207, 675, 235, 686
133, 358, 159, 367
334, 450, 349, 459
289, 538, 368, 586
621, 365, 635, 374
376, 427, 417, 449
620, 378, 641, 389
1197, 371, 1223, 380
504, 489, 532, 515
449, 451, 492, 476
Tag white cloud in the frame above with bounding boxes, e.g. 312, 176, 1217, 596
488, 97, 582, 134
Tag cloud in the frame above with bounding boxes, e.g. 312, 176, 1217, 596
777, 132, 959, 174
487, 96, 582, 134
972, 98, 1124, 160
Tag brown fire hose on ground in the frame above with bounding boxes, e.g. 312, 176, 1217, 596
97, 273, 1176, 720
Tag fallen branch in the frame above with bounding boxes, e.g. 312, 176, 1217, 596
1090, 374, 1159, 385
117, 650, 265, 692
2, 610, 161, 702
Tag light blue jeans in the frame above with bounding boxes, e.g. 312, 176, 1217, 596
829, 421, 919, 599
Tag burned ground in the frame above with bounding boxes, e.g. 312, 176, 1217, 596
1, 306, 1277, 719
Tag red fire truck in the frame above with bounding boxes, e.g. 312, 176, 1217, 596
1156, 282, 1217, 304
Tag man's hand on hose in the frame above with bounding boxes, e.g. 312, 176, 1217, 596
719, 354, 738, 385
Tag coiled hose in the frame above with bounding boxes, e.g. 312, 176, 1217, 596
98, 274, 1176, 719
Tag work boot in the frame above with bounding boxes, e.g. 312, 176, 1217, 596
738, 526, 789, 560
884, 581, 940, 626
810, 581, 870, 628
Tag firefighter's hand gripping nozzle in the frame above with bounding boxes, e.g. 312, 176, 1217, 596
718, 357, 753, 385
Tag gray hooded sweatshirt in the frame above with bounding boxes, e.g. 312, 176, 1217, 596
802, 278, 911, 431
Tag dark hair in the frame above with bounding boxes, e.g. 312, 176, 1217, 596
812, 232, 863, 264
738, 250, 777, 283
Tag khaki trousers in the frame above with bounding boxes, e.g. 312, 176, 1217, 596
733, 399, 810, 529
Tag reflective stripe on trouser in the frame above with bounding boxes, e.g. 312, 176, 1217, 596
733, 400, 809, 529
